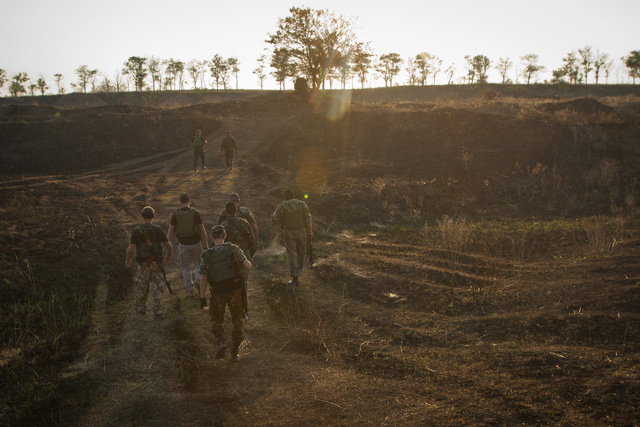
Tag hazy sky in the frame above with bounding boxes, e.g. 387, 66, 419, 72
1, 0, 639, 95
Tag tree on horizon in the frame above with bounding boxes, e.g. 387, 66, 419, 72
267, 6, 356, 90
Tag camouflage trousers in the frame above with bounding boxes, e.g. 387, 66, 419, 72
209, 289, 244, 349
281, 229, 307, 278
193, 147, 205, 169
223, 151, 234, 168
177, 242, 202, 294
134, 262, 165, 315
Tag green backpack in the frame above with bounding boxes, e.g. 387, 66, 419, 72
174, 208, 197, 238
192, 135, 203, 148
201, 243, 237, 284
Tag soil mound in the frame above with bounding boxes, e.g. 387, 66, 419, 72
537, 97, 614, 114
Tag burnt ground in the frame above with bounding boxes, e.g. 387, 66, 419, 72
1, 87, 640, 426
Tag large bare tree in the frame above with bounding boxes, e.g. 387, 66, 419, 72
267, 6, 356, 90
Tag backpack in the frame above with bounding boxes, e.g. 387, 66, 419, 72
135, 223, 163, 261
221, 136, 234, 151
201, 243, 237, 284
192, 135, 204, 148
226, 217, 257, 257
281, 200, 306, 230
174, 208, 197, 238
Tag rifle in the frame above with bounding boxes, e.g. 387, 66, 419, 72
141, 231, 173, 294
307, 236, 315, 266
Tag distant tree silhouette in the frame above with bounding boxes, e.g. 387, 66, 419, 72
148, 57, 162, 91
187, 60, 198, 89
9, 73, 29, 97
405, 56, 417, 85
74, 65, 96, 93
53, 73, 65, 94
463, 56, 476, 84
228, 57, 240, 90
36, 77, 48, 95
164, 59, 184, 90
351, 42, 373, 89
415, 52, 434, 85
337, 50, 351, 89
593, 50, 609, 84
96, 74, 114, 93
270, 48, 296, 90
210, 55, 230, 90
445, 64, 455, 85
553, 52, 580, 84
0, 69, 7, 92
122, 56, 147, 92
521, 54, 545, 84
431, 56, 442, 85
114, 71, 125, 92
578, 46, 593, 84
253, 54, 268, 89
623, 51, 640, 84
470, 55, 491, 83
495, 58, 513, 84
376, 53, 402, 87
324, 54, 339, 89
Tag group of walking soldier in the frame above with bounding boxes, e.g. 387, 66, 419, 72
190, 130, 238, 172
125, 166, 313, 362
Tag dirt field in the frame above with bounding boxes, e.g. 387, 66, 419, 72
1, 86, 640, 426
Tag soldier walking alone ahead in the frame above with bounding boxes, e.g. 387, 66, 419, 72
272, 188, 312, 287
199, 225, 252, 362
125, 206, 173, 319
166, 193, 209, 298
220, 131, 237, 170
191, 129, 207, 171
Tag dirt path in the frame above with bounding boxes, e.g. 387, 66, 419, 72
61, 119, 358, 426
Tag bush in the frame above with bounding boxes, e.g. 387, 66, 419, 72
294, 77, 308, 93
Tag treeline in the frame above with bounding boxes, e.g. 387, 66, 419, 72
2, 6, 640, 97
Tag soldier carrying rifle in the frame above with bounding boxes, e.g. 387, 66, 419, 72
125, 206, 173, 319
199, 225, 251, 362
272, 188, 312, 287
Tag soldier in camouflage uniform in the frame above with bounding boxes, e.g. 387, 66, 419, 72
220, 131, 237, 170
221, 201, 257, 299
221, 201, 257, 261
271, 188, 312, 287
199, 225, 251, 362
191, 130, 207, 171
125, 206, 173, 319
217, 192, 259, 241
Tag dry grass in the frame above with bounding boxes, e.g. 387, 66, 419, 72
424, 215, 471, 283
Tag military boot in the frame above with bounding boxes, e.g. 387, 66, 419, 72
230, 346, 239, 362
216, 341, 228, 359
